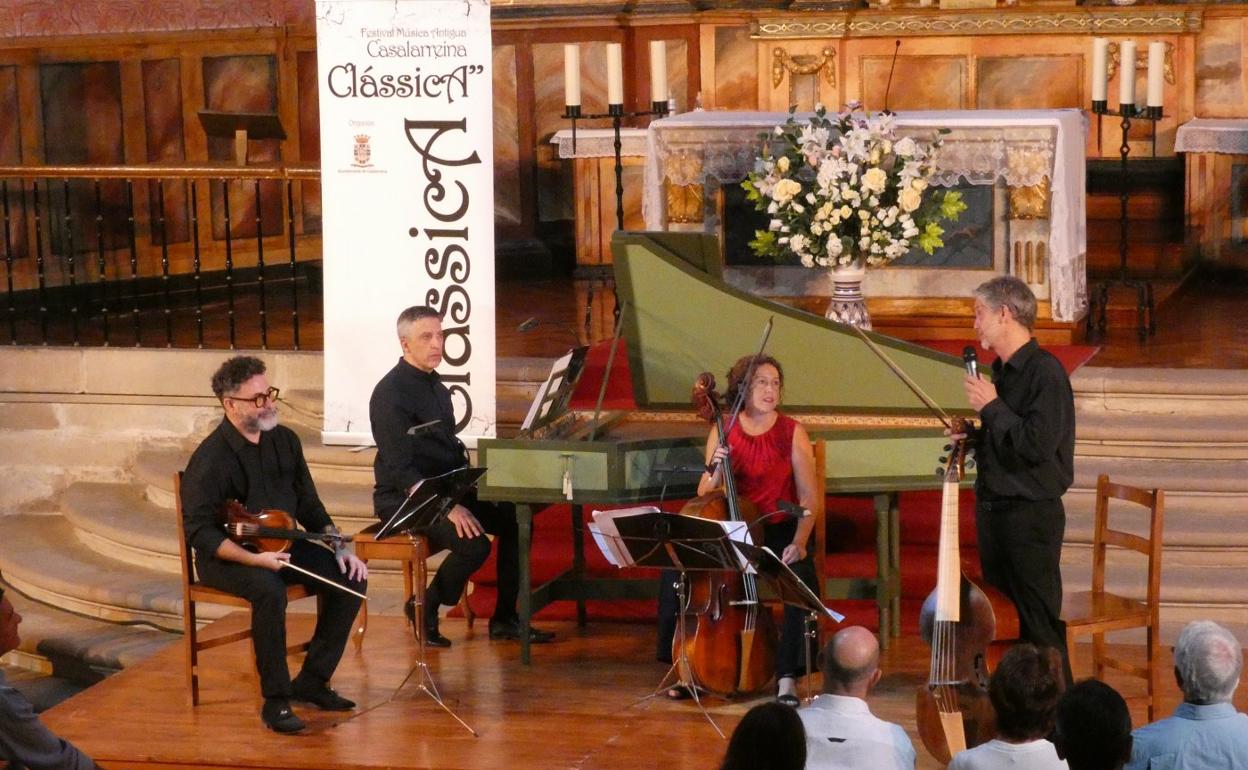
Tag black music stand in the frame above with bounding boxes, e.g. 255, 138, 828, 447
592, 508, 752, 738
733, 540, 845, 704
376, 467, 487, 541
369, 466, 486, 737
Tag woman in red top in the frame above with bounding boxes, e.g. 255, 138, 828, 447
699, 354, 820, 706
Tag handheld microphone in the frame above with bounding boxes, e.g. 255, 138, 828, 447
962, 346, 979, 380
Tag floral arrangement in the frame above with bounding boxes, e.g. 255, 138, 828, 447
743, 102, 966, 270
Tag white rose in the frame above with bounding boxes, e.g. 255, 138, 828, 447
913, 178, 928, 192
894, 137, 917, 157
777, 156, 791, 173
772, 178, 802, 203
828, 238, 843, 256
862, 167, 888, 195
839, 205, 852, 219
899, 186, 923, 213
769, 219, 783, 231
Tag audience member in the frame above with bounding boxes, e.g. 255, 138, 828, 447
797, 625, 915, 769
1127, 620, 1248, 769
0, 587, 100, 769
948, 643, 1067, 770
1054, 679, 1132, 770
718, 701, 806, 770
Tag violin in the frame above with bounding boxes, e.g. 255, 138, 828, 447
914, 416, 1020, 764
221, 500, 352, 554
672, 372, 778, 697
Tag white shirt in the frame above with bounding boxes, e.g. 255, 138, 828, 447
948, 738, 1068, 770
798, 693, 915, 770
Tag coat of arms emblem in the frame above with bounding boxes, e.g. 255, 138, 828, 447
352, 134, 372, 167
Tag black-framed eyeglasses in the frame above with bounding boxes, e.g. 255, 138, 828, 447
224, 387, 279, 408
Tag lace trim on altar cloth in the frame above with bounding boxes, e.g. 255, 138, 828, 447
1175, 119, 1248, 155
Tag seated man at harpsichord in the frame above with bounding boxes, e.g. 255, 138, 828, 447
180, 355, 368, 734
369, 305, 553, 648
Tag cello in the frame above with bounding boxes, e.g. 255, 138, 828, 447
915, 416, 1020, 764
672, 372, 778, 697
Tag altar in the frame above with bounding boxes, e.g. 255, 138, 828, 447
641, 109, 1089, 330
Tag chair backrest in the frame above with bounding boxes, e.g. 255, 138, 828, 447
173, 471, 196, 589
1092, 473, 1165, 611
811, 439, 827, 593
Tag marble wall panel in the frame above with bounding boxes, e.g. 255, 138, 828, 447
494, 44, 521, 227
202, 55, 282, 245
666, 39, 689, 113
142, 59, 190, 244
296, 50, 322, 234
1196, 17, 1244, 116
861, 56, 965, 111
977, 56, 1081, 110
715, 26, 757, 110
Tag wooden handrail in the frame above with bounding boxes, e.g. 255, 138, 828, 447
0, 163, 320, 181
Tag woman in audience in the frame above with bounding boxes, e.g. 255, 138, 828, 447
948, 643, 1068, 770
718, 701, 807, 770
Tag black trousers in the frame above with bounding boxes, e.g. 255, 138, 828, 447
656, 528, 819, 681
976, 497, 1073, 684
418, 498, 520, 621
194, 539, 366, 699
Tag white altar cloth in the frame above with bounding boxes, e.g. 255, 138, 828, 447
642, 109, 1088, 322
1175, 118, 1248, 155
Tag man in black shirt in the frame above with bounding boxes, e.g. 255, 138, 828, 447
181, 356, 368, 733
963, 276, 1075, 683
370, 305, 552, 647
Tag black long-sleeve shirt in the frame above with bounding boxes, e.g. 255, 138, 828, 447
369, 358, 469, 518
180, 418, 334, 559
974, 338, 1075, 502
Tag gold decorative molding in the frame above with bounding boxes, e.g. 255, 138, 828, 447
772, 46, 837, 104
1009, 177, 1051, 221
665, 181, 704, 224
752, 8, 1202, 40
1107, 41, 1175, 85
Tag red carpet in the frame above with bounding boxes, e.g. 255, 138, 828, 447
462, 335, 1095, 630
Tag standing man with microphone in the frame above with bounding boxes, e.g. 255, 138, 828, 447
962, 276, 1076, 683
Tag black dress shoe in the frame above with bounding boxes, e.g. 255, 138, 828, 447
291, 676, 355, 711
261, 698, 306, 734
488, 618, 555, 643
406, 596, 451, 647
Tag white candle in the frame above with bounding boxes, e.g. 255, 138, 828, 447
649, 40, 667, 104
607, 43, 624, 106
1118, 40, 1136, 108
1091, 37, 1109, 103
1147, 41, 1165, 108
563, 44, 581, 107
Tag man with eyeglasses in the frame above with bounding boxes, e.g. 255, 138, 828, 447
180, 356, 368, 734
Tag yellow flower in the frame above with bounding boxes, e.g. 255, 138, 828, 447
772, 178, 802, 203
862, 167, 888, 194
777, 156, 790, 173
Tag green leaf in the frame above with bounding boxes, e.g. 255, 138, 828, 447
749, 229, 779, 257
940, 190, 967, 221
742, 178, 761, 203
917, 222, 945, 254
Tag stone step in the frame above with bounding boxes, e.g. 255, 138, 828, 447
1075, 411, 1248, 460
0, 665, 86, 713
1061, 552, 1248, 607
1072, 367, 1248, 417
62, 482, 180, 573
1070, 456, 1248, 496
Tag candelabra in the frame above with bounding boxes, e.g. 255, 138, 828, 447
1088, 99, 1162, 342
563, 100, 670, 231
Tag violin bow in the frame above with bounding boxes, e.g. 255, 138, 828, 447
280, 561, 368, 601
722, 316, 775, 438
848, 325, 953, 430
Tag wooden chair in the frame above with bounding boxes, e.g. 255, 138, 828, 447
1064, 473, 1165, 721
351, 521, 474, 648
174, 472, 315, 706
810, 439, 901, 649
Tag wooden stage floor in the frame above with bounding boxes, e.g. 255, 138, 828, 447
41, 612, 1221, 770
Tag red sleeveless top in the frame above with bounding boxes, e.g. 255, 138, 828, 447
726, 412, 798, 521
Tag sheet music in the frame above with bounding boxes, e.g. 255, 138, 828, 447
590, 507, 753, 571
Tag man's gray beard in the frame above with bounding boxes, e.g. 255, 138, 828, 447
244, 409, 279, 433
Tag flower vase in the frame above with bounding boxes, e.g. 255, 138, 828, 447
825, 261, 872, 330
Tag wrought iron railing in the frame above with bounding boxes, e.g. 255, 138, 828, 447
0, 163, 322, 350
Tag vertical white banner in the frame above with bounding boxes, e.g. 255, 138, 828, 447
316, 0, 496, 445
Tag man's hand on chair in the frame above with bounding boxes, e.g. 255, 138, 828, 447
337, 551, 368, 581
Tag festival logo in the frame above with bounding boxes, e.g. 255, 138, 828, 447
352, 134, 373, 167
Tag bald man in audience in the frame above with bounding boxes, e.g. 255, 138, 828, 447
1127, 620, 1248, 770
797, 625, 916, 770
